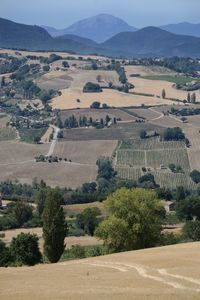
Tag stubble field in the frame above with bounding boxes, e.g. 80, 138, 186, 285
0, 242, 200, 300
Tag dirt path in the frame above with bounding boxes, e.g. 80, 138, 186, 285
46, 125, 60, 157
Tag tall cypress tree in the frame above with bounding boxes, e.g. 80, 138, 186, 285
42, 190, 66, 263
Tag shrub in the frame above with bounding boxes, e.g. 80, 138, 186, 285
10, 233, 42, 266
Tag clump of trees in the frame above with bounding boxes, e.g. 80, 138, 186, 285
163, 127, 185, 141
83, 82, 102, 93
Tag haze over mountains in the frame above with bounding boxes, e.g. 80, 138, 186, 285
1, 14, 200, 58
42, 14, 138, 42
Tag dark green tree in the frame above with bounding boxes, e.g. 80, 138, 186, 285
42, 190, 67, 263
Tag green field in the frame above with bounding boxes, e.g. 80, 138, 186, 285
141, 75, 200, 85
19, 127, 48, 143
0, 127, 17, 141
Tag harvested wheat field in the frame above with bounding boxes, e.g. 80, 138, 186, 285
0, 242, 200, 300
0, 161, 97, 188
2, 227, 101, 250
0, 48, 107, 61
125, 65, 176, 77
51, 88, 174, 110
36, 70, 73, 90
60, 108, 136, 122
129, 77, 192, 101
54, 140, 118, 165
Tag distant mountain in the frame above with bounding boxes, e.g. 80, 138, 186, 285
57, 34, 98, 47
2, 18, 200, 58
43, 14, 137, 42
102, 26, 200, 57
160, 22, 200, 38
42, 25, 61, 37
0, 18, 98, 54
0, 17, 52, 49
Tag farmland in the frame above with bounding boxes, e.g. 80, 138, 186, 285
115, 137, 193, 188
0, 242, 200, 300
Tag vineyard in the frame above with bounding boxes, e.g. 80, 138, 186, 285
115, 137, 194, 188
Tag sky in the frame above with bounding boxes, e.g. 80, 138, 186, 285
0, 0, 200, 29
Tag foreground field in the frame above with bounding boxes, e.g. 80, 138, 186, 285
0, 242, 200, 300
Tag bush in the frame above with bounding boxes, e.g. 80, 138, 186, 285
10, 233, 42, 266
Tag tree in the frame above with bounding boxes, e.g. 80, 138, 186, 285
190, 170, 200, 183
62, 61, 69, 68
0, 240, 11, 267
34, 189, 47, 216
163, 127, 185, 141
140, 130, 147, 139
191, 92, 196, 104
1, 76, 6, 87
176, 186, 186, 201
183, 220, 200, 241
34, 136, 41, 144
187, 92, 191, 103
42, 190, 67, 263
96, 188, 164, 252
76, 207, 101, 236
176, 196, 200, 220
83, 82, 102, 93
162, 89, 166, 99
96, 75, 102, 83
96, 158, 116, 181
90, 101, 101, 109
10, 233, 41, 266
13, 201, 33, 227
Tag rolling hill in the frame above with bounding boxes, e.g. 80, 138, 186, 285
43, 14, 138, 42
0, 18, 98, 54
161, 22, 200, 38
0, 242, 200, 300
102, 26, 200, 57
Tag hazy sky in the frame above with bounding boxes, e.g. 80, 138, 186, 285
0, 0, 200, 28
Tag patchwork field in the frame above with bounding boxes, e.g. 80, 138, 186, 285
0, 242, 200, 300
36, 70, 73, 90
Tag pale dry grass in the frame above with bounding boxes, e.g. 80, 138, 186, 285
0, 242, 200, 300
125, 65, 176, 77
54, 140, 118, 165
0, 48, 106, 60
51, 88, 175, 110
129, 77, 194, 101
1, 227, 101, 250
